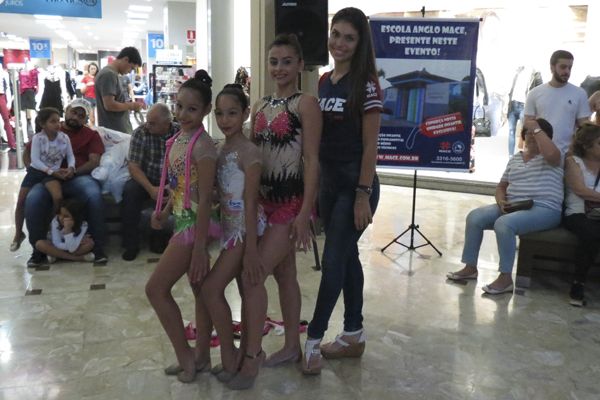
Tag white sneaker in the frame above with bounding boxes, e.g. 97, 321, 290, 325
48, 256, 57, 264
83, 252, 95, 262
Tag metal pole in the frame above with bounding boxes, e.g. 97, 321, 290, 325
10, 68, 24, 169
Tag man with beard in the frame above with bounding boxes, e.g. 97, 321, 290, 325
23, 99, 108, 266
524, 50, 591, 153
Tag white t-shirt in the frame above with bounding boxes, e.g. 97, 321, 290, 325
30, 131, 75, 174
564, 156, 600, 216
51, 216, 88, 253
524, 82, 591, 152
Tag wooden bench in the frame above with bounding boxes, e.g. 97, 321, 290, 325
516, 227, 600, 288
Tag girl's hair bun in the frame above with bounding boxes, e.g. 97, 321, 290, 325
194, 69, 212, 88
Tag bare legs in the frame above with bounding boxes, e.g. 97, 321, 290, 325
13, 187, 30, 244
35, 238, 94, 261
264, 250, 302, 365
145, 241, 212, 382
202, 243, 245, 375
229, 223, 296, 388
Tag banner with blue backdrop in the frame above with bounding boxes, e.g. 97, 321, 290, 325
371, 18, 479, 171
0, 0, 102, 19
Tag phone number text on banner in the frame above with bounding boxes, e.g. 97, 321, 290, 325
371, 18, 480, 171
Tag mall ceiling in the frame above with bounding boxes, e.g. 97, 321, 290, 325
0, 0, 590, 55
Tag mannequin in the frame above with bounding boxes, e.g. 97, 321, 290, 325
0, 63, 16, 150
39, 65, 68, 116
19, 62, 39, 138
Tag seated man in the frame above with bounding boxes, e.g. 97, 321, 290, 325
24, 99, 108, 267
121, 103, 178, 261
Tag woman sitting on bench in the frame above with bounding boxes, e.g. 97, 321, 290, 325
564, 122, 600, 306
447, 119, 563, 294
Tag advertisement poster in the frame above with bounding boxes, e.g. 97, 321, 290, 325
29, 38, 51, 59
371, 18, 480, 171
0, 0, 102, 19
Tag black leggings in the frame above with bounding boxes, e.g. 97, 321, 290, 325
563, 213, 600, 283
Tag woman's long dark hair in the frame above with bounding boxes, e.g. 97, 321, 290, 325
331, 7, 378, 119
58, 198, 85, 237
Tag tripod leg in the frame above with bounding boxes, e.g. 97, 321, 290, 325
381, 226, 411, 252
414, 226, 442, 256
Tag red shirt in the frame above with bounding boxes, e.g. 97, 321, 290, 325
26, 124, 104, 169
81, 75, 95, 98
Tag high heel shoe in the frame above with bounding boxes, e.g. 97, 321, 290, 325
301, 338, 322, 375
321, 328, 366, 359
227, 350, 265, 390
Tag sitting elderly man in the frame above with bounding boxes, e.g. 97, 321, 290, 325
24, 99, 108, 266
121, 103, 179, 261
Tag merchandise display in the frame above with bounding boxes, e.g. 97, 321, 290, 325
152, 65, 195, 114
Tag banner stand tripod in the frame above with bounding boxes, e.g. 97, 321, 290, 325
381, 170, 442, 255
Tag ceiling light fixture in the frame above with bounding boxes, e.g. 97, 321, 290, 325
128, 5, 153, 12
34, 14, 63, 20
126, 12, 149, 19
127, 18, 147, 25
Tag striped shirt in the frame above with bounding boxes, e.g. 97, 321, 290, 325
501, 152, 565, 211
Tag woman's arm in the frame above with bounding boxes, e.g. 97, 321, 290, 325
354, 111, 381, 231
523, 120, 561, 166
495, 181, 510, 214
189, 156, 217, 284
242, 161, 264, 285
565, 156, 600, 203
51, 218, 69, 251
293, 94, 322, 250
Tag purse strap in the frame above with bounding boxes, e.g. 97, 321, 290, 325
474, 105, 486, 119
594, 169, 600, 190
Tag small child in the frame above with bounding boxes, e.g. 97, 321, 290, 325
35, 198, 95, 263
11, 107, 75, 252
201, 84, 266, 384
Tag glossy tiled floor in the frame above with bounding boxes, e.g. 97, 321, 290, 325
1, 167, 600, 400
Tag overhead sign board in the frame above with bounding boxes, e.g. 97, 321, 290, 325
29, 38, 52, 59
0, 0, 102, 19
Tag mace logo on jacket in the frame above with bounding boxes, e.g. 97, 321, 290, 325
319, 98, 346, 112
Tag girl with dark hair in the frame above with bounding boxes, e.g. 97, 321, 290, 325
145, 69, 221, 383
302, 7, 384, 375
201, 83, 266, 384
563, 122, 600, 306
228, 33, 322, 390
34, 198, 95, 263
10, 107, 75, 253
82, 62, 98, 125
448, 118, 564, 293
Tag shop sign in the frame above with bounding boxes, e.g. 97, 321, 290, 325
29, 38, 52, 59
187, 30, 196, 45
156, 49, 182, 64
371, 17, 480, 172
148, 33, 164, 58
0, 0, 102, 19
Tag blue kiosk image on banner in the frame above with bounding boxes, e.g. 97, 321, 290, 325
0, 0, 102, 19
371, 18, 480, 172
30, 39, 52, 59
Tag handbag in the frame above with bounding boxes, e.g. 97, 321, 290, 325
504, 199, 534, 213
473, 106, 491, 137
584, 170, 600, 220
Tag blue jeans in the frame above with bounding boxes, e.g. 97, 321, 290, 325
461, 203, 561, 273
507, 101, 524, 156
25, 174, 106, 251
307, 161, 380, 339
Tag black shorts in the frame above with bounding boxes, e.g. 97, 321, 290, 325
20, 88, 36, 110
21, 166, 58, 188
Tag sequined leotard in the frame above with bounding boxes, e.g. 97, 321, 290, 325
216, 141, 266, 249
253, 92, 307, 224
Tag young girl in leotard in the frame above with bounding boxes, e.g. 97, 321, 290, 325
201, 84, 266, 383
227, 33, 322, 390
145, 69, 221, 383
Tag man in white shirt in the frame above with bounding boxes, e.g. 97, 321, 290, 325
524, 50, 591, 153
